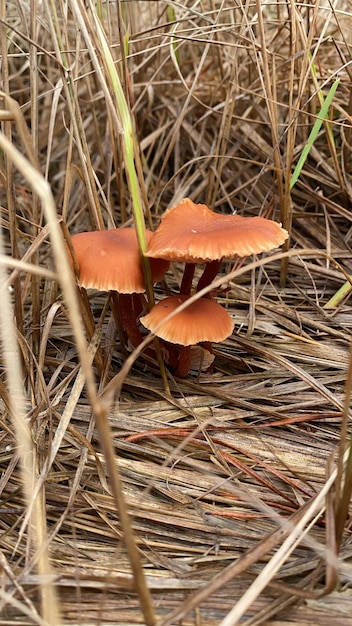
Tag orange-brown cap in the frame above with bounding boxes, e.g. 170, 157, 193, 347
145, 198, 288, 262
140, 295, 234, 345
70, 228, 169, 294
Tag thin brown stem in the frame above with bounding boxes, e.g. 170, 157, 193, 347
112, 293, 159, 365
174, 345, 191, 378
180, 263, 196, 295
116, 293, 144, 348
110, 291, 128, 355
196, 260, 222, 292
160, 340, 178, 371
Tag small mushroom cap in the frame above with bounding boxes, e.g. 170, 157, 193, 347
140, 295, 234, 345
145, 198, 288, 262
70, 229, 169, 294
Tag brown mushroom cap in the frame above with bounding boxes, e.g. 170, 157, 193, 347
140, 295, 234, 345
145, 198, 288, 262
70, 228, 169, 293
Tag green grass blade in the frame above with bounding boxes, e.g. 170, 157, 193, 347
90, 9, 155, 300
290, 78, 340, 190
324, 276, 352, 309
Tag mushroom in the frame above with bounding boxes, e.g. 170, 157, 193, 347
140, 294, 234, 377
145, 198, 289, 294
69, 228, 169, 352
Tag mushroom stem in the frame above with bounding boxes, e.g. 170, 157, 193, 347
160, 341, 177, 369
112, 292, 145, 349
110, 291, 128, 354
160, 342, 191, 378
174, 345, 191, 378
180, 263, 196, 295
196, 260, 222, 293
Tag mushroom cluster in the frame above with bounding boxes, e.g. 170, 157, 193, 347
68, 199, 288, 378
142, 198, 289, 377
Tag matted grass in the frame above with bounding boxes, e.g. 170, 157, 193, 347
1, 1, 352, 624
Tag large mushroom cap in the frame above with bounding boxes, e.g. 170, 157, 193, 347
140, 295, 234, 345
70, 228, 169, 294
145, 198, 288, 262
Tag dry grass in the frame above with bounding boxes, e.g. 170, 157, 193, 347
1, 0, 352, 624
